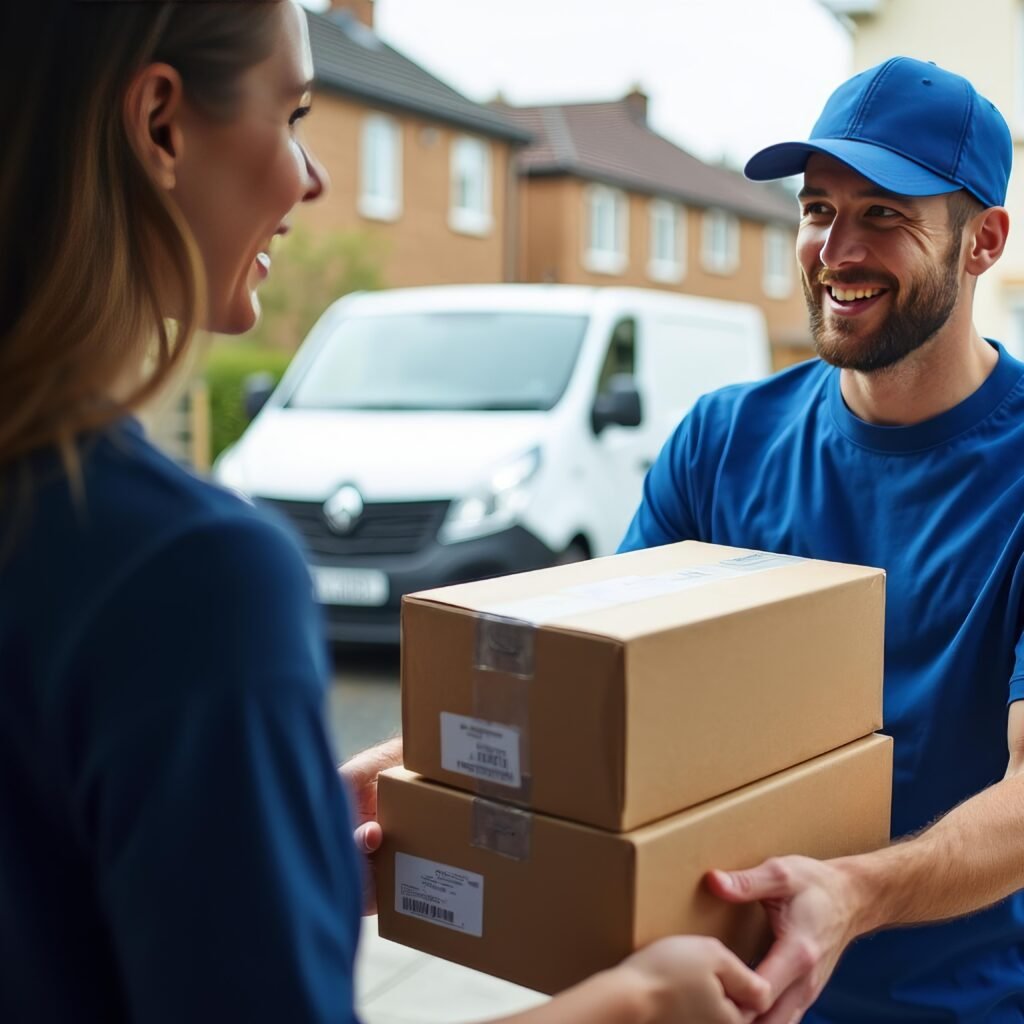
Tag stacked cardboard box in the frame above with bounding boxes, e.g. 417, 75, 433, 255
377, 541, 891, 994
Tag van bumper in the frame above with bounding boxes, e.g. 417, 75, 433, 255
314, 526, 556, 646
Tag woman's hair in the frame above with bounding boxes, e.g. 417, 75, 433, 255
0, 1, 279, 471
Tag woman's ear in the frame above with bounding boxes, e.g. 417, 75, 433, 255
123, 62, 185, 191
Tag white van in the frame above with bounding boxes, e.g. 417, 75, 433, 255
213, 284, 772, 643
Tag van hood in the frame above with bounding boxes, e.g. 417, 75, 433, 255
226, 407, 547, 501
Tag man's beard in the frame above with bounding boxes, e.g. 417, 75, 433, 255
803, 241, 960, 373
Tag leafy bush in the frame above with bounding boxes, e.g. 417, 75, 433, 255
204, 344, 293, 460
203, 226, 383, 458
246, 225, 384, 352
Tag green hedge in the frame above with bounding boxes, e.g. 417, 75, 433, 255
204, 344, 293, 460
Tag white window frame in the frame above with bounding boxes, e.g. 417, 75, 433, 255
448, 135, 493, 236
762, 224, 794, 298
583, 185, 629, 276
647, 199, 685, 284
359, 113, 402, 222
701, 208, 740, 274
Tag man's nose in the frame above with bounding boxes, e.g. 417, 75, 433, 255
819, 220, 868, 268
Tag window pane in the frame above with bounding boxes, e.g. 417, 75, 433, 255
453, 138, 487, 214
651, 201, 676, 263
597, 318, 637, 394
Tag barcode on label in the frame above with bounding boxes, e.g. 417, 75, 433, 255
402, 896, 455, 923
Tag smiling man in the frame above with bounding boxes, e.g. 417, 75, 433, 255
619, 57, 1024, 1021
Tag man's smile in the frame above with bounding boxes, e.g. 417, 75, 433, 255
824, 284, 890, 317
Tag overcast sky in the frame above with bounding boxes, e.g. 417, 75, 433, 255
303, 0, 853, 169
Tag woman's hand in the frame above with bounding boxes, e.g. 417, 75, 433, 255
619, 935, 772, 1024
337, 736, 403, 913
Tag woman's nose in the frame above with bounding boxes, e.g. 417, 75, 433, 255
301, 143, 330, 202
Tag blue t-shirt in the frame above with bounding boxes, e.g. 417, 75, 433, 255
0, 420, 362, 1023
621, 342, 1024, 1023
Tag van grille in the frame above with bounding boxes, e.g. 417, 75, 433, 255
258, 498, 450, 557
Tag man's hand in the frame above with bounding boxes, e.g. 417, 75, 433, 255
706, 856, 866, 1024
338, 736, 403, 913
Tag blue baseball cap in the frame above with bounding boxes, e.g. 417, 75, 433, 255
745, 57, 1012, 208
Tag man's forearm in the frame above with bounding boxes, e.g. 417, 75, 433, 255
841, 768, 1024, 936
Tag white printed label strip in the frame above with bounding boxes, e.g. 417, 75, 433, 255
440, 712, 522, 788
476, 552, 805, 624
395, 853, 484, 937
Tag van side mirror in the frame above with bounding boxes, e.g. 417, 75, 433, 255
243, 372, 276, 422
591, 374, 642, 435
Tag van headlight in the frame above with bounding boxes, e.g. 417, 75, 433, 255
440, 448, 541, 544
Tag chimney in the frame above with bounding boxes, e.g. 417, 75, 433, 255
624, 84, 648, 125
329, 0, 374, 29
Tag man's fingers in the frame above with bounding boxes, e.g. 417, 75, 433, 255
716, 954, 773, 1015
754, 936, 819, 1005
354, 821, 383, 854
706, 861, 794, 904
752, 974, 812, 1024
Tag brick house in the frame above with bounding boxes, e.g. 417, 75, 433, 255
496, 92, 813, 367
297, 2, 531, 286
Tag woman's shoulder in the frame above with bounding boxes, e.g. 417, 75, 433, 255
4, 420, 313, 676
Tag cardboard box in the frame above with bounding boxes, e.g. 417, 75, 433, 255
402, 541, 884, 830
377, 734, 892, 995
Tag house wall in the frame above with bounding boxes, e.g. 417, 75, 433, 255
296, 91, 514, 287
520, 176, 811, 367
838, 0, 1024, 354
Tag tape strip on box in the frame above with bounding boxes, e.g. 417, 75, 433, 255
460, 613, 533, 803
474, 613, 536, 677
471, 797, 532, 861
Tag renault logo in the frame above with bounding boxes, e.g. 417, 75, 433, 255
323, 485, 364, 535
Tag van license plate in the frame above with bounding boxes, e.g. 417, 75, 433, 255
311, 566, 389, 607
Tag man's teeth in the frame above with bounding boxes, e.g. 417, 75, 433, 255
829, 286, 883, 301
256, 252, 271, 271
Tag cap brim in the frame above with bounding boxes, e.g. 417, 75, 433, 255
744, 138, 961, 197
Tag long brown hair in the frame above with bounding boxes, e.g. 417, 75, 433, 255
0, 1, 279, 474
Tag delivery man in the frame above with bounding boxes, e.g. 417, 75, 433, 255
620, 56, 1024, 1023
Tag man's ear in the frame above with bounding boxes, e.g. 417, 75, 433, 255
123, 62, 185, 191
964, 206, 1010, 278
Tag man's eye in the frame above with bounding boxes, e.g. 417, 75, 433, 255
867, 205, 898, 218
289, 105, 311, 127
802, 203, 831, 217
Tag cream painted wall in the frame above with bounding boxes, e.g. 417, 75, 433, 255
837, 0, 1024, 353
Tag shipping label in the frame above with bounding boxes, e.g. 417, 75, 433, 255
441, 712, 522, 788
395, 852, 484, 936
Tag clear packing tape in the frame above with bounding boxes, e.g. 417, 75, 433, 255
467, 612, 537, 860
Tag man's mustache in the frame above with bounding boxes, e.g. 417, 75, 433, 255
815, 268, 898, 289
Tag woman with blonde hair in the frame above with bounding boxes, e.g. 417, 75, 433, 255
0, 2, 771, 1021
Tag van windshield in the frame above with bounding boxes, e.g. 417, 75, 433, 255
287, 312, 590, 412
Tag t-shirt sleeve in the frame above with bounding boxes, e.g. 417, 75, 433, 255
618, 398, 714, 552
60, 513, 362, 1023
